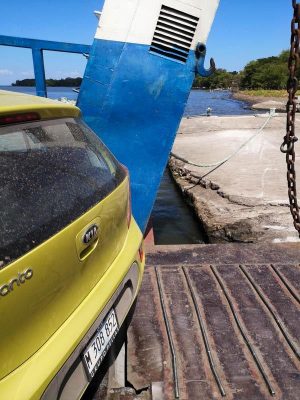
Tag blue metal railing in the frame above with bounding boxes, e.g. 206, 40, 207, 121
0, 35, 91, 97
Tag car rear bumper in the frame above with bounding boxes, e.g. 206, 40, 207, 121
0, 219, 144, 400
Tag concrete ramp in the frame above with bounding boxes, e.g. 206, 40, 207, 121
170, 115, 300, 243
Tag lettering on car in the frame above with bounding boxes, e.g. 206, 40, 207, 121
0, 269, 33, 297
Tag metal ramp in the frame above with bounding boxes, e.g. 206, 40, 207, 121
126, 244, 300, 400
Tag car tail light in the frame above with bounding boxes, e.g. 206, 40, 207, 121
138, 243, 144, 262
121, 165, 132, 228
0, 112, 40, 126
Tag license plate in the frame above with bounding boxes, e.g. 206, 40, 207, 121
82, 309, 119, 379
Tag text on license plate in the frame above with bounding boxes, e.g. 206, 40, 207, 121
83, 309, 118, 378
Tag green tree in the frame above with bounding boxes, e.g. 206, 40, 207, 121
193, 49, 291, 91
193, 69, 240, 90
240, 51, 289, 89
12, 77, 82, 87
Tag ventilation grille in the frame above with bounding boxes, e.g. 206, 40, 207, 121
150, 5, 199, 63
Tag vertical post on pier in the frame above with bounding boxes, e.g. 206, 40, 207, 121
32, 48, 47, 97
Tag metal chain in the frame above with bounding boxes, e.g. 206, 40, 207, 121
280, 0, 300, 236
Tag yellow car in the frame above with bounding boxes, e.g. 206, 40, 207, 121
0, 90, 145, 399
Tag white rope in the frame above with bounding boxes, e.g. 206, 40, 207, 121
170, 113, 273, 168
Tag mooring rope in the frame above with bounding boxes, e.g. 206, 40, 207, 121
170, 113, 273, 169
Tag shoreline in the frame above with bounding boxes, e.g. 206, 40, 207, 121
232, 91, 287, 111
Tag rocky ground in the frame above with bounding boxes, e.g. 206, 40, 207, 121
169, 114, 300, 244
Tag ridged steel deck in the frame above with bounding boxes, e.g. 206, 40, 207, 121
127, 244, 300, 400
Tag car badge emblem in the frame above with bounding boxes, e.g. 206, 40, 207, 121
83, 224, 99, 245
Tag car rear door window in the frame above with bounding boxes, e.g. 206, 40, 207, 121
0, 118, 125, 268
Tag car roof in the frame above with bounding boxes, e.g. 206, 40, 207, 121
0, 90, 80, 120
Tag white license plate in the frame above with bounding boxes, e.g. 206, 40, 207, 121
83, 309, 119, 378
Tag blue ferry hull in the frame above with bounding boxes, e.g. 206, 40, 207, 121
78, 39, 197, 231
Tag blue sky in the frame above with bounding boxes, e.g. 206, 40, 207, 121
0, 0, 291, 84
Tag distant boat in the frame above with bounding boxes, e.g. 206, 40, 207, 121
72, 87, 80, 93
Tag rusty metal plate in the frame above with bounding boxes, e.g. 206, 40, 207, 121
127, 244, 300, 400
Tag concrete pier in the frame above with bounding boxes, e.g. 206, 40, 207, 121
170, 114, 300, 243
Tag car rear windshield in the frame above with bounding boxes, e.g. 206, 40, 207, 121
0, 118, 126, 268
